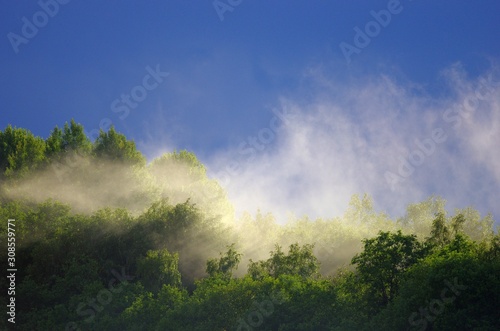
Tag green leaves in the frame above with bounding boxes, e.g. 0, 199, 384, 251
1, 121, 499, 330
376, 238, 500, 331
206, 243, 242, 280
427, 212, 451, 248
1, 120, 142, 180
62, 119, 92, 152
93, 126, 145, 166
137, 249, 182, 293
0, 124, 46, 177
351, 230, 425, 307
248, 243, 320, 280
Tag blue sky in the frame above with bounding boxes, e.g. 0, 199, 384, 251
1, 1, 500, 223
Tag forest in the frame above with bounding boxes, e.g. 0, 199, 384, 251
0, 120, 499, 330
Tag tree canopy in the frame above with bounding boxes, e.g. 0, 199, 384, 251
0, 121, 498, 330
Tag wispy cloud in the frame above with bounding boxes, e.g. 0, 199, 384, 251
207, 62, 500, 223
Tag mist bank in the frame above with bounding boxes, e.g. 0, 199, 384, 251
1, 120, 499, 330
204, 63, 500, 224
0, 120, 497, 278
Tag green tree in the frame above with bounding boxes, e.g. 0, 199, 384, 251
426, 212, 451, 249
450, 213, 466, 236
248, 243, 320, 280
0, 125, 46, 177
61, 119, 92, 152
351, 230, 426, 307
148, 150, 234, 224
137, 249, 182, 293
343, 194, 393, 231
453, 207, 494, 242
120, 284, 188, 331
93, 126, 145, 166
375, 235, 500, 331
45, 126, 64, 157
398, 196, 447, 239
206, 243, 242, 280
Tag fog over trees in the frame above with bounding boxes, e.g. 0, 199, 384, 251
1, 122, 498, 330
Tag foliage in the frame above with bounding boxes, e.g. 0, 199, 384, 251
62, 119, 92, 152
0, 125, 46, 177
398, 196, 447, 239
427, 212, 451, 248
206, 243, 242, 280
372, 236, 500, 331
137, 249, 182, 293
0, 122, 498, 330
93, 126, 145, 166
248, 243, 320, 280
351, 230, 426, 308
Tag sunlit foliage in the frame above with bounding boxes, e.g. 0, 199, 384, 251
0, 122, 498, 330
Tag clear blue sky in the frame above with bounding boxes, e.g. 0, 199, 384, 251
1, 1, 500, 223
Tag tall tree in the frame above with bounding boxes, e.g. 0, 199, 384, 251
426, 212, 451, 248
206, 243, 242, 280
45, 126, 64, 157
93, 127, 145, 166
61, 119, 92, 152
351, 230, 425, 307
0, 125, 46, 177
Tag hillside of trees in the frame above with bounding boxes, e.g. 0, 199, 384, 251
0, 121, 499, 330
